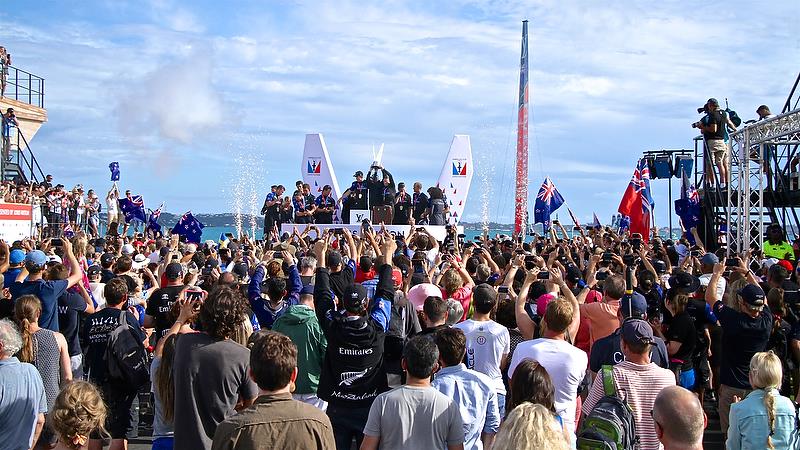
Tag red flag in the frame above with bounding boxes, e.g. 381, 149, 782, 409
618, 159, 652, 242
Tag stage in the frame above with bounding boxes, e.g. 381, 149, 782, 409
280, 223, 462, 242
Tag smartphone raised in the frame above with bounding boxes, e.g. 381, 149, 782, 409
537, 271, 550, 280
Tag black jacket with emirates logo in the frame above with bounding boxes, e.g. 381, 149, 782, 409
315, 264, 394, 409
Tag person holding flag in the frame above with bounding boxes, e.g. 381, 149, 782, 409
171, 211, 205, 244
618, 159, 654, 242
674, 172, 701, 245
148, 203, 164, 237
118, 190, 146, 236
533, 176, 564, 233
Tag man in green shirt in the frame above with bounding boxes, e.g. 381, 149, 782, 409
272, 284, 328, 410
763, 224, 793, 260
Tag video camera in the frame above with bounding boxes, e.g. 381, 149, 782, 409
691, 104, 709, 128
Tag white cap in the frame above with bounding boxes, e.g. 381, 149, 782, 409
121, 243, 135, 255
48, 254, 62, 264
132, 253, 147, 270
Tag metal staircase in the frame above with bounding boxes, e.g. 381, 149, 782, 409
2, 127, 46, 183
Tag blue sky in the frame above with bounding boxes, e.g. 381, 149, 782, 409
1, 0, 797, 226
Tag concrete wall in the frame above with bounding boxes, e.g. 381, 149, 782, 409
0, 97, 47, 142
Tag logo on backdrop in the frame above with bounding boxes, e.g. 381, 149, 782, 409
451, 159, 468, 177
307, 158, 322, 175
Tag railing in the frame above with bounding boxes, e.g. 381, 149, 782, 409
2, 65, 45, 108
2, 125, 46, 183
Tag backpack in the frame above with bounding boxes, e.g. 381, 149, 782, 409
767, 318, 794, 396
577, 365, 638, 450
104, 310, 149, 391
725, 108, 742, 127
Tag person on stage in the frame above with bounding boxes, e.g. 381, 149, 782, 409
261, 185, 284, 232
412, 182, 429, 224
393, 182, 412, 225
292, 190, 313, 224
339, 171, 368, 224
314, 185, 336, 224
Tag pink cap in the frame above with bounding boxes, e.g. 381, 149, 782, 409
536, 293, 556, 316
407, 283, 442, 311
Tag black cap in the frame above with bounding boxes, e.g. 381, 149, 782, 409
342, 284, 368, 314
668, 271, 700, 294
473, 284, 497, 308
165, 262, 183, 280
100, 253, 116, 266
354, 170, 364, 178
87, 265, 102, 277
300, 284, 315, 296
398, 182, 405, 189
737, 284, 766, 310
233, 263, 248, 279
566, 265, 582, 284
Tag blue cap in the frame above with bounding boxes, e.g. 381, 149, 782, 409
737, 284, 765, 309
25, 250, 48, 267
620, 292, 648, 319
300, 285, 315, 296
9, 249, 25, 265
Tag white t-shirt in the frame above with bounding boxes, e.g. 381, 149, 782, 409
699, 273, 726, 301
454, 319, 510, 395
106, 194, 118, 216
90, 282, 106, 309
508, 338, 588, 435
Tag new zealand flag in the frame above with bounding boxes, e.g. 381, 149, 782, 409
147, 204, 163, 236
171, 211, 204, 243
118, 195, 146, 223
674, 172, 701, 244
533, 177, 564, 231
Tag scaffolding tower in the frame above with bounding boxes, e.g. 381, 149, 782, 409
726, 107, 800, 253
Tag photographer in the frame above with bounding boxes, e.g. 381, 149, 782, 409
693, 98, 737, 188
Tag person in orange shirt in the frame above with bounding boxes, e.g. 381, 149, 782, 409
579, 274, 625, 351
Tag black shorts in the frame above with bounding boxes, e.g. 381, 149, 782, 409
93, 385, 137, 439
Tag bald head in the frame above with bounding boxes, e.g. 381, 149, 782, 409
653, 386, 705, 449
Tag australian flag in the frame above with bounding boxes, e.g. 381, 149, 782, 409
109, 162, 120, 181
147, 203, 163, 236
171, 211, 204, 244
118, 195, 146, 223
533, 177, 564, 231
674, 171, 701, 244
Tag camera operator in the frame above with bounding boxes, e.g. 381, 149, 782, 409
692, 98, 737, 188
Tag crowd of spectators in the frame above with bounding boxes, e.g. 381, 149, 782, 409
0, 195, 798, 450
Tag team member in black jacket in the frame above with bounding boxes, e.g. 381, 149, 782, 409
314, 236, 396, 450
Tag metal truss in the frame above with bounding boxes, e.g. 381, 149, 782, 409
728, 108, 800, 254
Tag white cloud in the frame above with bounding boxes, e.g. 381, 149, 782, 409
115, 52, 227, 144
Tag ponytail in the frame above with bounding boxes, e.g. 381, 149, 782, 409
17, 318, 34, 363
13, 295, 42, 363
764, 388, 777, 450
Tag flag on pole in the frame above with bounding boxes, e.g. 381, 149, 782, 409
513, 20, 529, 236
592, 213, 602, 230
567, 207, 582, 230
533, 177, 565, 232
118, 195, 146, 223
171, 211, 204, 243
109, 162, 120, 181
618, 159, 654, 242
674, 171, 701, 244
147, 203, 163, 235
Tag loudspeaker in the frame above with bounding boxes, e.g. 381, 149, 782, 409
650, 155, 673, 179
674, 155, 693, 179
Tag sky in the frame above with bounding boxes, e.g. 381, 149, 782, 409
1, 0, 798, 227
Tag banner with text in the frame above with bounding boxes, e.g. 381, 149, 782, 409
0, 203, 33, 241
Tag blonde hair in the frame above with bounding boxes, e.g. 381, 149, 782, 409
72, 236, 88, 258
724, 277, 748, 311
493, 403, 569, 450
13, 295, 41, 363
51, 381, 108, 449
749, 351, 783, 450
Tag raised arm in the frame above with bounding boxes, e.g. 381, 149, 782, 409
515, 269, 538, 340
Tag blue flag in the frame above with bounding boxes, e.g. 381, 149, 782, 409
619, 215, 631, 232
171, 211, 204, 243
533, 177, 564, 231
674, 172, 701, 243
118, 195, 146, 223
109, 162, 120, 181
